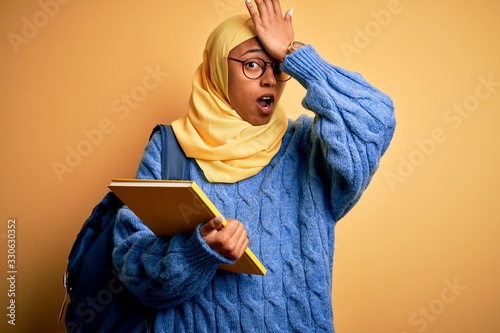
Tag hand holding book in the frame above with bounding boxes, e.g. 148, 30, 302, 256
200, 216, 250, 262
108, 179, 266, 275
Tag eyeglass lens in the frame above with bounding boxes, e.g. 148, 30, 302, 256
243, 58, 290, 81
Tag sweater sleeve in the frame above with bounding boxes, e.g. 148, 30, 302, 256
112, 133, 234, 309
282, 45, 396, 221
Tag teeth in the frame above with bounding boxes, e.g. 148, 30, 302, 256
263, 97, 271, 107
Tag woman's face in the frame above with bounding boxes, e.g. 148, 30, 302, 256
227, 37, 287, 126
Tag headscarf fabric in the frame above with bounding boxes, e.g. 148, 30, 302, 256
171, 14, 288, 183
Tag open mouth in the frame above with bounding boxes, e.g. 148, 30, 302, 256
256, 95, 275, 113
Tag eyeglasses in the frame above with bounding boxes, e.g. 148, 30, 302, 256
228, 57, 291, 82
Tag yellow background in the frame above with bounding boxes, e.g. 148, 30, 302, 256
1, 0, 499, 332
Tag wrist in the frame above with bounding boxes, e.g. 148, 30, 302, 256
276, 41, 305, 62
286, 41, 305, 56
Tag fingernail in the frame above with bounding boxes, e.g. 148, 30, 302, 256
215, 216, 223, 225
246, 0, 251, 3
289, 8, 294, 16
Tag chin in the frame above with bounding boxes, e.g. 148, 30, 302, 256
248, 117, 272, 126
235, 106, 273, 126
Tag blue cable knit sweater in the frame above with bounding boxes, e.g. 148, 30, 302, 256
113, 45, 395, 332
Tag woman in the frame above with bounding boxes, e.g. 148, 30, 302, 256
113, 0, 396, 331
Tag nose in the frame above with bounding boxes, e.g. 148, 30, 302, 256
260, 64, 277, 87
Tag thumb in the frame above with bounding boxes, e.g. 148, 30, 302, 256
286, 8, 294, 21
199, 216, 224, 236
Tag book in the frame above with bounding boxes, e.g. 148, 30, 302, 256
108, 178, 266, 276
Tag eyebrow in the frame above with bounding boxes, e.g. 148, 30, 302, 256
239, 48, 265, 57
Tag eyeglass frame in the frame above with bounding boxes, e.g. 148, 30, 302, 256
227, 57, 291, 82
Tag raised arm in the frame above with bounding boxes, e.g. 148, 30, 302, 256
245, 0, 396, 221
282, 46, 396, 221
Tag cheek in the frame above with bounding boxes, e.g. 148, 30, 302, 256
228, 72, 251, 110
227, 68, 240, 106
229, 88, 251, 118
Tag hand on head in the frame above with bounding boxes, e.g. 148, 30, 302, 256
200, 216, 250, 261
245, 0, 295, 61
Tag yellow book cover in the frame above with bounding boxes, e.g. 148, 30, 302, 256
108, 178, 266, 276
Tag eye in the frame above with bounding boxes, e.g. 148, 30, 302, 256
244, 59, 263, 72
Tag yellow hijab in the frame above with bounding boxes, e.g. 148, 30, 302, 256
171, 14, 288, 183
